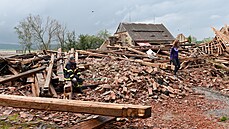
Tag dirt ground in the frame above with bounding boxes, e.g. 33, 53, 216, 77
104, 87, 229, 129
1, 87, 229, 129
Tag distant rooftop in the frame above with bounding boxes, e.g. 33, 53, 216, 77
116, 22, 174, 42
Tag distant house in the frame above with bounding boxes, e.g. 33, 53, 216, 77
176, 33, 187, 43
113, 22, 175, 46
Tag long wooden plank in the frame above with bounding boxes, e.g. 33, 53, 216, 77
88, 50, 149, 58
76, 50, 113, 58
0, 94, 151, 118
70, 116, 115, 129
125, 46, 147, 56
0, 66, 46, 84
43, 54, 55, 91
32, 75, 40, 97
57, 48, 64, 82
36, 73, 45, 92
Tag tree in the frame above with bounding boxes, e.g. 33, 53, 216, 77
75, 34, 106, 50
187, 35, 197, 43
15, 15, 112, 51
15, 14, 64, 50
64, 31, 78, 50
97, 29, 111, 40
63, 30, 111, 51
56, 25, 67, 50
14, 21, 32, 53
202, 37, 213, 43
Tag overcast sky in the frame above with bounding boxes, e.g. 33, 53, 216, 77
0, 0, 229, 45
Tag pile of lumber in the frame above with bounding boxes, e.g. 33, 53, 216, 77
0, 48, 152, 128
0, 49, 65, 97
198, 26, 229, 56
0, 26, 229, 128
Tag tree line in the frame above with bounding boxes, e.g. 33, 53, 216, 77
14, 14, 110, 53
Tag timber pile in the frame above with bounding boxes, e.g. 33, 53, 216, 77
75, 26, 229, 101
0, 48, 151, 128
79, 58, 191, 103
0, 26, 229, 128
198, 26, 229, 56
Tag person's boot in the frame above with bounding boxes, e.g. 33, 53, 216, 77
75, 87, 83, 94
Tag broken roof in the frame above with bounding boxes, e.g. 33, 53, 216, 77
115, 22, 174, 42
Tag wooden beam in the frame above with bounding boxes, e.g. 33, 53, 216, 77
0, 66, 46, 84
70, 116, 115, 129
57, 48, 64, 82
21, 57, 43, 65
36, 73, 45, 93
70, 48, 75, 57
7, 65, 19, 75
43, 54, 55, 91
32, 75, 40, 97
8, 53, 37, 59
88, 50, 149, 58
76, 50, 113, 58
50, 84, 58, 98
63, 81, 73, 100
75, 51, 78, 63
0, 94, 151, 118
125, 46, 147, 56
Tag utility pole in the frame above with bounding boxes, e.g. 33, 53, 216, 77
129, 12, 131, 22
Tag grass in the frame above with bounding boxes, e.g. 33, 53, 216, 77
8, 113, 19, 122
220, 116, 228, 122
0, 113, 58, 129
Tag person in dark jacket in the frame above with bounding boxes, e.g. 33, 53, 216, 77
170, 40, 180, 76
64, 56, 83, 93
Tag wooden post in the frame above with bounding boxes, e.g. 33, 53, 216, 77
70, 48, 75, 57
63, 81, 73, 99
43, 54, 55, 92
57, 48, 64, 82
75, 51, 78, 63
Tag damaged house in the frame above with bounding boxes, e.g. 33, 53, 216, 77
101, 23, 175, 49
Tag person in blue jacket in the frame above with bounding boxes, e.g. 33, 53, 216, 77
170, 40, 180, 76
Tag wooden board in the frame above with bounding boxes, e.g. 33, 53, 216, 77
0, 94, 151, 118
0, 66, 46, 84
70, 116, 115, 129
57, 48, 64, 82
43, 54, 55, 91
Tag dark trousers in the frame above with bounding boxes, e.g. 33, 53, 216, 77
171, 58, 180, 75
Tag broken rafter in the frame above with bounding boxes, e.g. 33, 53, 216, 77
0, 66, 46, 84
70, 116, 115, 129
76, 50, 115, 59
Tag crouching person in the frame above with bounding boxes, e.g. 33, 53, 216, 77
64, 56, 83, 93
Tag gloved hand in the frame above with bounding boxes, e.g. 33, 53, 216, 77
72, 77, 77, 84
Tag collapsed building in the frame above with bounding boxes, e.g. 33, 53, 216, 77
0, 23, 229, 128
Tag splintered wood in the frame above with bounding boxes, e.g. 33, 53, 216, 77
198, 27, 229, 56
0, 25, 228, 128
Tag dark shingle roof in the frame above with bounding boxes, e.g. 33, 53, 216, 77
116, 23, 174, 42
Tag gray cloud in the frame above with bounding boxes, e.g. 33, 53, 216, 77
0, 0, 228, 45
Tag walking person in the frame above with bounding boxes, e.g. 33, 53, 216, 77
170, 40, 180, 77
